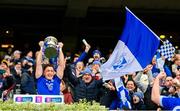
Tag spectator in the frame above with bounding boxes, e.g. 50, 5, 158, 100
68, 67, 103, 102
100, 80, 117, 109
132, 91, 146, 110
161, 76, 173, 96
152, 72, 180, 110
87, 50, 106, 66
22, 50, 35, 73
0, 59, 16, 101
11, 50, 22, 67
10, 60, 23, 94
134, 64, 153, 93
91, 60, 102, 80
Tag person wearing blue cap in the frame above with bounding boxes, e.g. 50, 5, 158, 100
87, 49, 106, 66
67, 67, 103, 102
132, 91, 146, 110
92, 50, 101, 60
91, 60, 101, 80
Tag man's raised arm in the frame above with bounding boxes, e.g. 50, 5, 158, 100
56, 42, 65, 79
35, 41, 44, 79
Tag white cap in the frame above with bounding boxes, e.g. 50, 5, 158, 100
13, 50, 21, 55
4, 55, 11, 60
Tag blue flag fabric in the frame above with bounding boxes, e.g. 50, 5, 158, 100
114, 78, 132, 110
101, 7, 160, 80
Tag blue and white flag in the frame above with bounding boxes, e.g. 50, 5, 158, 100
101, 7, 160, 81
159, 40, 175, 61
114, 78, 132, 109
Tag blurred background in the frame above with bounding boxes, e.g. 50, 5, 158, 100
0, 0, 180, 57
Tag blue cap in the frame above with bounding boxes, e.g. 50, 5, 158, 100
81, 68, 92, 75
92, 50, 101, 56
92, 60, 101, 66
133, 92, 144, 100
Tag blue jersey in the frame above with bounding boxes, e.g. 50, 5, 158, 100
160, 96, 180, 110
37, 75, 61, 95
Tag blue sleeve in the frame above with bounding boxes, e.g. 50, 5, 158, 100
161, 96, 180, 110
164, 65, 172, 77
73, 51, 87, 64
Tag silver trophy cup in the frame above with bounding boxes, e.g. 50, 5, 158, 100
44, 36, 58, 59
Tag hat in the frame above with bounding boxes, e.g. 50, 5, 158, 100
14, 60, 21, 65
92, 60, 101, 66
133, 92, 144, 100
177, 66, 180, 70
1, 59, 9, 67
13, 50, 21, 55
4, 55, 11, 60
92, 50, 101, 56
81, 68, 92, 75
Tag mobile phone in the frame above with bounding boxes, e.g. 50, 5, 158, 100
0, 69, 6, 75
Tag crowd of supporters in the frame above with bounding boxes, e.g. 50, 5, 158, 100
0, 41, 179, 110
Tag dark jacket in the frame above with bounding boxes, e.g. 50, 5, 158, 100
100, 87, 117, 108
144, 85, 158, 110
21, 72, 36, 94
132, 101, 146, 110
68, 71, 103, 102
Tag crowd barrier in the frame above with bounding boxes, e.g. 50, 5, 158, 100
13, 94, 64, 104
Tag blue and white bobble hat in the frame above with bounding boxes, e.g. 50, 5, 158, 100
133, 91, 144, 100
92, 50, 101, 56
81, 67, 92, 75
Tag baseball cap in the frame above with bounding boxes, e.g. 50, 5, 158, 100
81, 67, 92, 75
92, 50, 101, 56
1, 59, 9, 67
133, 92, 144, 100
13, 50, 21, 55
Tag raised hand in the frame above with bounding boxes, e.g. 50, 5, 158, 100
58, 42, 64, 49
39, 41, 44, 48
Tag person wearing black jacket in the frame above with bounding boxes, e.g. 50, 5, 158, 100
68, 67, 103, 102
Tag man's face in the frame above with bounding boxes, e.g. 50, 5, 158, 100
175, 59, 180, 66
76, 62, 84, 71
82, 74, 92, 83
44, 66, 55, 80
175, 54, 180, 66
165, 77, 173, 87
93, 53, 100, 60
91, 64, 100, 71
15, 63, 22, 70
0, 63, 8, 71
14, 53, 21, 59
